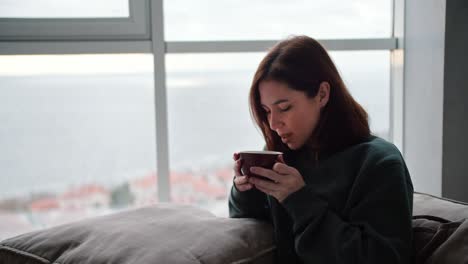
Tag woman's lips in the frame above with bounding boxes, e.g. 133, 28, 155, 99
280, 133, 292, 143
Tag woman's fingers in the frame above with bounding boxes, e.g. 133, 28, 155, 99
277, 154, 285, 163
232, 153, 252, 191
250, 166, 281, 182
232, 153, 244, 175
254, 184, 273, 196
272, 162, 290, 175
233, 175, 253, 191
234, 175, 249, 185
234, 159, 243, 176
249, 176, 280, 191
236, 182, 253, 191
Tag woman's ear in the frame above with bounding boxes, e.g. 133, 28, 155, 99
318, 81, 330, 108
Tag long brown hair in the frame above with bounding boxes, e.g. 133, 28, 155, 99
249, 35, 370, 154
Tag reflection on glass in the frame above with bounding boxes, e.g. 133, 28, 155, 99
166, 51, 389, 217
166, 53, 266, 217
0, 54, 155, 240
164, 0, 392, 40
330, 51, 390, 139
0, 0, 129, 18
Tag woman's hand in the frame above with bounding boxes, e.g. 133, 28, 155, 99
248, 155, 305, 202
232, 152, 254, 192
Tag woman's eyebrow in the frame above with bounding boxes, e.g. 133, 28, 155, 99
261, 99, 289, 107
273, 99, 289, 105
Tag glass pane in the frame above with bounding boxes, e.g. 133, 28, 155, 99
331, 51, 390, 139
0, 54, 156, 240
0, 0, 129, 18
166, 51, 389, 217
164, 0, 392, 41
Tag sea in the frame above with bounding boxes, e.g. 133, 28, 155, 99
0, 66, 389, 200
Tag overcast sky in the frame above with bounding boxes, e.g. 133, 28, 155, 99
0, 0, 391, 75
0, 0, 391, 39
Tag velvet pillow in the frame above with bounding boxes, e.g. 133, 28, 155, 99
412, 215, 462, 264
0, 204, 275, 264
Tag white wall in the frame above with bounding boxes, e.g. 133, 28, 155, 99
403, 0, 446, 196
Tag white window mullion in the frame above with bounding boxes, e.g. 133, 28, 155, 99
390, 0, 405, 152
0, 40, 152, 55
150, 0, 171, 202
0, 38, 398, 55
165, 38, 398, 54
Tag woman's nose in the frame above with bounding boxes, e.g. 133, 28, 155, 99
269, 113, 283, 130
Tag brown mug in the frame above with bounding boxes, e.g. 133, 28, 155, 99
239, 151, 282, 181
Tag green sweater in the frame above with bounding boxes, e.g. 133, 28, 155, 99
229, 136, 413, 264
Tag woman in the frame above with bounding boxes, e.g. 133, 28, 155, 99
229, 36, 413, 264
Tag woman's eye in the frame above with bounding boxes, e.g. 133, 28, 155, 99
279, 106, 291, 112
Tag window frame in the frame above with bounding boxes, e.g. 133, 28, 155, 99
0, 0, 150, 41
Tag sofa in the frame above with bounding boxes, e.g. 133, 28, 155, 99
412, 192, 468, 264
0, 192, 467, 264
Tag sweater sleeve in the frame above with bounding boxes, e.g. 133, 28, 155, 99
229, 184, 271, 221
281, 160, 413, 264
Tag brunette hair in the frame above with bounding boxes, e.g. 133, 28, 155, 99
249, 35, 370, 153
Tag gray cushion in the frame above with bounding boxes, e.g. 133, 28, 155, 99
412, 215, 463, 264
412, 192, 468, 264
425, 219, 468, 264
413, 192, 468, 221
0, 204, 275, 264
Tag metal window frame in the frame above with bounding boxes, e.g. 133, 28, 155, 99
0, 0, 403, 202
390, 0, 405, 152
0, 0, 150, 41
166, 38, 397, 53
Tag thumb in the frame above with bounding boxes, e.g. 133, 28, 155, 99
277, 154, 285, 164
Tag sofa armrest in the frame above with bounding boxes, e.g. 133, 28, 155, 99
413, 192, 468, 221
0, 204, 275, 264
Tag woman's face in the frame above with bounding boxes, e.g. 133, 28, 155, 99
259, 80, 329, 150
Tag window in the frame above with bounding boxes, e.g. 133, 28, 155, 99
166, 53, 264, 216
0, 0, 130, 18
164, 0, 392, 40
0, 54, 156, 239
166, 51, 390, 216
0, 0, 149, 40
331, 51, 391, 139
0, 0, 400, 236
